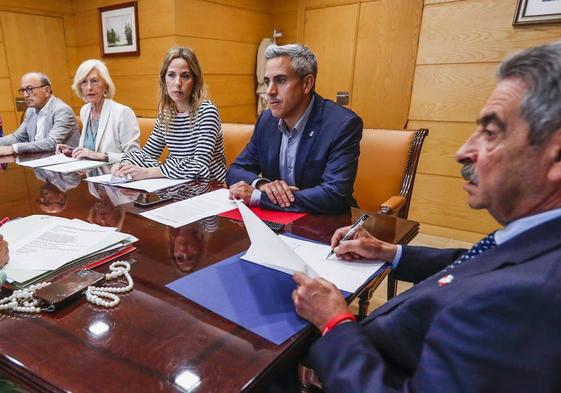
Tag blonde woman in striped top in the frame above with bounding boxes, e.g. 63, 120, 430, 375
112, 47, 226, 182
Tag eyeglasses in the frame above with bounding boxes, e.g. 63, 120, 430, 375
18, 85, 48, 95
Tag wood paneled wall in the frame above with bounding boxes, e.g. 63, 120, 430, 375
69, 0, 278, 123
0, 0, 73, 134
407, 0, 561, 241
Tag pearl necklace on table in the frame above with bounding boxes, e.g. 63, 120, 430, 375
85, 261, 133, 308
0, 282, 52, 313
0, 261, 133, 313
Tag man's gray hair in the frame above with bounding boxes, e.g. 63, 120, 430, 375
265, 44, 318, 79
24, 72, 51, 87
498, 41, 561, 145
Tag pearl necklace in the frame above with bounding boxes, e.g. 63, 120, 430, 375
85, 261, 133, 308
0, 282, 52, 313
0, 261, 133, 313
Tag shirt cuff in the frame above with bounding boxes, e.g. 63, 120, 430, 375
391, 245, 403, 270
249, 189, 262, 207
11, 144, 18, 154
251, 177, 270, 189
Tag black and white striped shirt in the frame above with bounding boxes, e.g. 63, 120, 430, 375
122, 100, 226, 181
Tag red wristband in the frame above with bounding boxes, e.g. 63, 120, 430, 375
321, 312, 356, 336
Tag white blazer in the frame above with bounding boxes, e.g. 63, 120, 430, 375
79, 99, 141, 163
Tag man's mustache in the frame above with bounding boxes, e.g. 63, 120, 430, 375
461, 163, 479, 184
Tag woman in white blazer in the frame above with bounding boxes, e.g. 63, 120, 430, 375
56, 59, 140, 163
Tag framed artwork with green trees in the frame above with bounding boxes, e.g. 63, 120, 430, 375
98, 2, 140, 57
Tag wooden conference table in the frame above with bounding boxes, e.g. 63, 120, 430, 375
0, 159, 419, 392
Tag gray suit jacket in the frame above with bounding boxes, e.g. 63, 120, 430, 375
0, 96, 79, 153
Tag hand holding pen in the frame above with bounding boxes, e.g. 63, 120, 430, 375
326, 214, 369, 259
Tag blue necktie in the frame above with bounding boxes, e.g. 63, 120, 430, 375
447, 232, 497, 271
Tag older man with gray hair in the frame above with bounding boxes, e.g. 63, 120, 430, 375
227, 44, 363, 214
0, 72, 79, 156
287, 40, 561, 392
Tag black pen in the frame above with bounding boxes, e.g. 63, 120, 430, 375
326, 214, 369, 259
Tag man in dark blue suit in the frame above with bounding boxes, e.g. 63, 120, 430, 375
291, 41, 561, 392
226, 44, 362, 213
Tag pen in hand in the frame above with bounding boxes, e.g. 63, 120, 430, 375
326, 214, 369, 259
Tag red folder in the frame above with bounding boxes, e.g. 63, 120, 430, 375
219, 207, 307, 225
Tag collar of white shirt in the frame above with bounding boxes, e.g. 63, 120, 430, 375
495, 207, 561, 245
35, 95, 55, 141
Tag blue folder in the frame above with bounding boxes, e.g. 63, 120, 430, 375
166, 250, 369, 345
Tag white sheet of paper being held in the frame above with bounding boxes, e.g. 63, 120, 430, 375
236, 200, 385, 292
236, 199, 318, 277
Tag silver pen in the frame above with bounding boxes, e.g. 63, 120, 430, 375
326, 214, 369, 259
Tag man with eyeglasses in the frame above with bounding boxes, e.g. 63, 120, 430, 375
226, 44, 362, 214
0, 72, 79, 156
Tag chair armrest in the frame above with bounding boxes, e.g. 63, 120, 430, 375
378, 195, 406, 215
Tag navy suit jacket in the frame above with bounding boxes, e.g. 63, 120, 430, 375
225, 94, 362, 213
308, 216, 561, 392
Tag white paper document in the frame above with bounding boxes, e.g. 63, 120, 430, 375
236, 200, 384, 293
17, 153, 76, 168
86, 174, 190, 192
0, 215, 138, 284
141, 188, 236, 228
42, 159, 108, 173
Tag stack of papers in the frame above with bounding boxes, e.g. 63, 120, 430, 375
85, 173, 191, 193
18, 153, 108, 173
140, 189, 236, 227
0, 215, 137, 287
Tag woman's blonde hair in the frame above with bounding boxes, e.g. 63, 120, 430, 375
71, 59, 115, 100
158, 47, 207, 132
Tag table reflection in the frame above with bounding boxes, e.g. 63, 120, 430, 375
34, 169, 81, 213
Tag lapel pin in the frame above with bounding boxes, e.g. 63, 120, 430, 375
438, 274, 454, 287
308, 130, 315, 137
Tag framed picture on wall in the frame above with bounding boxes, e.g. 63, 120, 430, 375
98, 2, 140, 57
513, 0, 561, 25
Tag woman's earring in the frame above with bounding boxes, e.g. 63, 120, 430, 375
103, 90, 108, 98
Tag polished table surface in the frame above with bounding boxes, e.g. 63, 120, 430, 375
0, 157, 419, 392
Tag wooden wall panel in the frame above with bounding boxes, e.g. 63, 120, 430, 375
176, 0, 270, 43
419, 223, 485, 244
407, 0, 561, 240
408, 120, 475, 177
175, 36, 257, 75
305, 0, 359, 9
0, 78, 14, 111
68, 0, 274, 123
271, 0, 298, 44
138, 0, 176, 38
352, 0, 422, 129
1, 12, 71, 105
0, 0, 72, 15
0, 44, 8, 77
424, 0, 454, 4
206, 75, 256, 107
73, 36, 176, 77
111, 75, 159, 112
409, 174, 499, 235
206, 0, 271, 13
409, 63, 497, 122
0, 111, 16, 132
303, 4, 359, 102
218, 105, 257, 123
418, 0, 561, 64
